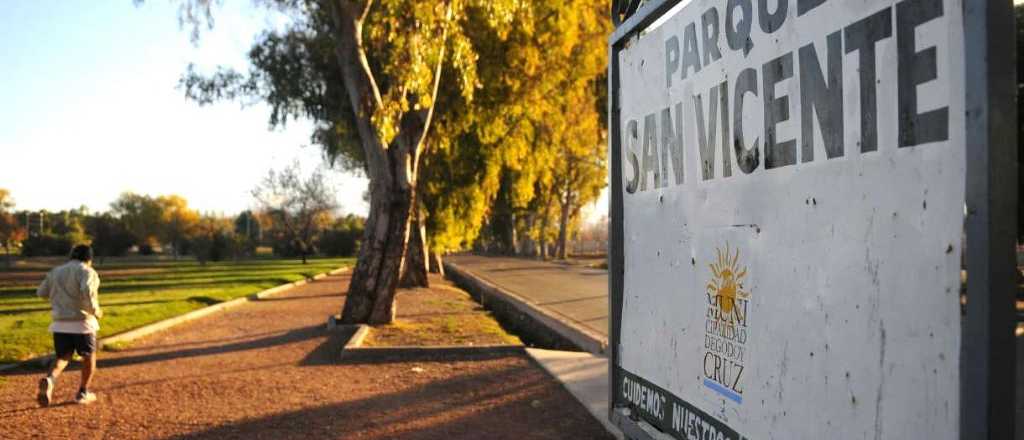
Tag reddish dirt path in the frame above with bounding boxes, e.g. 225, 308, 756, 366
0, 274, 613, 439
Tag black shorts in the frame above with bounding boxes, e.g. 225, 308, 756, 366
53, 332, 96, 358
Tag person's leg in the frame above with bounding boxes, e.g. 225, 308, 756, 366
48, 333, 74, 379
74, 333, 97, 404
39, 333, 74, 406
79, 353, 95, 392
47, 355, 70, 379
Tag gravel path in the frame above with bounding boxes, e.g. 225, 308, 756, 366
0, 273, 613, 439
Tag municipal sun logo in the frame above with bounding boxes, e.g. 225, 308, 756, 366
702, 243, 750, 403
706, 243, 750, 316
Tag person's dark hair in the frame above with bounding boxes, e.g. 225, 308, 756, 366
70, 245, 93, 262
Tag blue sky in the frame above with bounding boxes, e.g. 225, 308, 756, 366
0, 1, 368, 216
1, 1, 608, 223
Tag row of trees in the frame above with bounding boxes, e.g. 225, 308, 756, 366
178, 0, 611, 324
0, 179, 364, 267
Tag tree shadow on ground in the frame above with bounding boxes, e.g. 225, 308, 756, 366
1, 324, 328, 378
298, 327, 357, 366
96, 324, 328, 370
113, 329, 290, 352
157, 358, 614, 440
0, 321, 613, 439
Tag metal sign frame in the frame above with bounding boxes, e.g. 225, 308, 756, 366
605, 0, 1018, 438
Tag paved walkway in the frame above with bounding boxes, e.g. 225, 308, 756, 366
447, 255, 609, 337
0, 273, 613, 439
447, 255, 620, 438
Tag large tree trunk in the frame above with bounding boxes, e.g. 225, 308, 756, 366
341, 143, 417, 324
400, 208, 429, 288
329, 2, 445, 324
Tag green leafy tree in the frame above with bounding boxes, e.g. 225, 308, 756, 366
234, 210, 267, 257
172, 0, 609, 321
235, 211, 260, 240
457, 0, 609, 259
50, 208, 91, 245
110, 192, 163, 248
176, 0, 521, 323
419, 132, 499, 269
190, 215, 235, 265
157, 195, 199, 259
20, 208, 92, 257
85, 213, 136, 262
548, 89, 607, 259
419, 0, 610, 265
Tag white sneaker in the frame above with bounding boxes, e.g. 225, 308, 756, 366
37, 377, 53, 407
74, 390, 96, 405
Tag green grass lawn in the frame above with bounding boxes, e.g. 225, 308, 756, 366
0, 257, 352, 364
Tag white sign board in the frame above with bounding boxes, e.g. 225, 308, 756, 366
615, 0, 965, 438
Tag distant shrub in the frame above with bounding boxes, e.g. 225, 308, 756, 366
189, 215, 238, 264
85, 214, 136, 258
271, 239, 310, 258
319, 215, 364, 257
208, 232, 234, 262
21, 234, 73, 257
319, 229, 360, 257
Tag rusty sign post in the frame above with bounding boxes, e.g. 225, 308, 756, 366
606, 0, 1017, 439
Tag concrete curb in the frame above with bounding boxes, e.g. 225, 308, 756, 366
444, 262, 607, 355
0, 266, 350, 373
326, 319, 371, 351
346, 325, 371, 349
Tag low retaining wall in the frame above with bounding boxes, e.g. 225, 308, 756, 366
444, 262, 606, 354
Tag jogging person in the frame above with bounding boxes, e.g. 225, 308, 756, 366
35, 244, 102, 406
